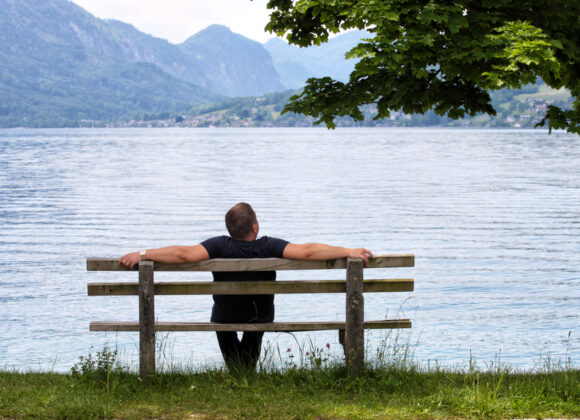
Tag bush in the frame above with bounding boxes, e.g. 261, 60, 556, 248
71, 345, 127, 391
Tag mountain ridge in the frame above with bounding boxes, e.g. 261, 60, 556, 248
263, 30, 372, 89
180, 25, 284, 96
0, 0, 285, 126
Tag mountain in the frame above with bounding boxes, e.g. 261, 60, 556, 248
264, 30, 372, 89
104, 22, 284, 97
104, 19, 211, 90
0, 0, 284, 127
180, 25, 284, 97
0, 0, 215, 126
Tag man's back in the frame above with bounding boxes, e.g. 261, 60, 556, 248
200, 235, 288, 323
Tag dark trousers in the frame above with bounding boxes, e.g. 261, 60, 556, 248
216, 331, 264, 371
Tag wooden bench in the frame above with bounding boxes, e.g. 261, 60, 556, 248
86, 254, 414, 377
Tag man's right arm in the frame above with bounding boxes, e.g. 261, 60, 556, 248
283, 243, 374, 265
119, 244, 210, 269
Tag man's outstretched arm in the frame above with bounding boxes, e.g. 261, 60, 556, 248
283, 243, 374, 266
119, 244, 209, 269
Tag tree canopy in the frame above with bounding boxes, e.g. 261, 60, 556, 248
265, 0, 580, 133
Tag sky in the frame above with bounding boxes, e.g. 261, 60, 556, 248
69, 0, 275, 44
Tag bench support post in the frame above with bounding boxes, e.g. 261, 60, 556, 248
345, 258, 364, 375
139, 261, 155, 380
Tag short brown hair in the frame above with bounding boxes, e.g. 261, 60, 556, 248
225, 202, 257, 240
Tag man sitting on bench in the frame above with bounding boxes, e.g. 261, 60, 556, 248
119, 202, 373, 371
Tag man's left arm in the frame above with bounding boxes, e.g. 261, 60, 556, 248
283, 243, 374, 266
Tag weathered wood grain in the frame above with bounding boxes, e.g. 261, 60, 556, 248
138, 261, 155, 380
87, 279, 415, 296
345, 258, 365, 375
89, 319, 412, 332
86, 254, 415, 272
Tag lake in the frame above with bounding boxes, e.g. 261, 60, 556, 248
0, 127, 578, 372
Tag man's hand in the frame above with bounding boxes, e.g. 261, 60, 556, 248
119, 252, 142, 269
347, 248, 374, 266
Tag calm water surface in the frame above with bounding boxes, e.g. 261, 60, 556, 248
0, 127, 578, 372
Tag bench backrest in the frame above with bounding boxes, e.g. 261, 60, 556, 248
87, 254, 414, 272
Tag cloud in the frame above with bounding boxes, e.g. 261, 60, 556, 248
70, 0, 273, 43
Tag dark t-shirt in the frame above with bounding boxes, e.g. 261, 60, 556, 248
200, 235, 289, 323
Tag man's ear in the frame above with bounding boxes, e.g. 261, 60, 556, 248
252, 223, 259, 236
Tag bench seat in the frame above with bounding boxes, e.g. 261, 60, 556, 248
90, 319, 412, 332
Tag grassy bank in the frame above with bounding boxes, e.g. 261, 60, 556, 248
1, 352, 578, 419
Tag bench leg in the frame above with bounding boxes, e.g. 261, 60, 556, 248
346, 258, 364, 375
139, 261, 155, 380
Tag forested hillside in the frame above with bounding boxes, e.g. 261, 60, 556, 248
0, 0, 282, 127
114, 83, 572, 129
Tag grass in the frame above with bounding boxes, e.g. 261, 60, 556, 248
1, 341, 578, 420
1, 363, 578, 419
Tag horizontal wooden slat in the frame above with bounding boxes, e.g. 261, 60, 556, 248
88, 279, 414, 296
90, 319, 412, 332
86, 254, 414, 272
